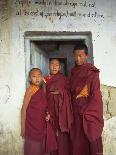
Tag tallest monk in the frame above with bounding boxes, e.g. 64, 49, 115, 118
70, 44, 104, 155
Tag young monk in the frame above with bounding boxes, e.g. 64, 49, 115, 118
70, 44, 104, 155
21, 68, 49, 155
45, 58, 73, 155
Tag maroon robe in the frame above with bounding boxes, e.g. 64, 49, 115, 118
25, 88, 49, 155
45, 73, 73, 155
70, 63, 104, 155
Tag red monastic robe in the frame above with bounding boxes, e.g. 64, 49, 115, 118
45, 73, 73, 155
70, 63, 104, 155
25, 88, 49, 155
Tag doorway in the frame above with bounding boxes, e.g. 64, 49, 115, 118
24, 32, 93, 80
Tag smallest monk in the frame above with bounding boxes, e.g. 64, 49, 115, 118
21, 68, 49, 155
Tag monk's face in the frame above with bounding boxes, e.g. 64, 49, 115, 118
49, 59, 61, 75
74, 50, 88, 65
29, 70, 42, 86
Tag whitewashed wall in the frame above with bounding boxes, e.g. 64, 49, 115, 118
0, 0, 116, 154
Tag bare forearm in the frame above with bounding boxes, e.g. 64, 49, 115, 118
21, 108, 26, 130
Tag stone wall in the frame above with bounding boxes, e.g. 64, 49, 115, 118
101, 85, 116, 154
101, 85, 116, 119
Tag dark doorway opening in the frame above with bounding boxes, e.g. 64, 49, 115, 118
30, 40, 85, 76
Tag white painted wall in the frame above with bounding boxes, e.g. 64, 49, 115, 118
0, 0, 116, 154
7, 0, 116, 86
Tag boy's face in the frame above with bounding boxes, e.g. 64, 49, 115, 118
29, 70, 42, 86
74, 50, 88, 66
49, 59, 61, 75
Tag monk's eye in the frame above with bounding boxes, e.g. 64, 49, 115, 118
55, 64, 59, 66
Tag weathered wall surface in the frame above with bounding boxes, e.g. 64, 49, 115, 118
101, 85, 116, 119
101, 85, 116, 155
0, 0, 116, 154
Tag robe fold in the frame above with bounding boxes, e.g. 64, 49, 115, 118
45, 73, 73, 155
25, 88, 49, 155
70, 63, 104, 155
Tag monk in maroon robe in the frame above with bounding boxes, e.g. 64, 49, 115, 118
70, 44, 104, 155
21, 68, 49, 155
45, 59, 73, 155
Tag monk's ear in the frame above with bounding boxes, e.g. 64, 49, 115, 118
59, 64, 62, 71
28, 77, 31, 83
86, 54, 89, 59
49, 64, 51, 70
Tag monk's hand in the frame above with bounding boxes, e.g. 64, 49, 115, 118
45, 112, 51, 122
51, 91, 59, 95
76, 94, 83, 99
76, 93, 89, 99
